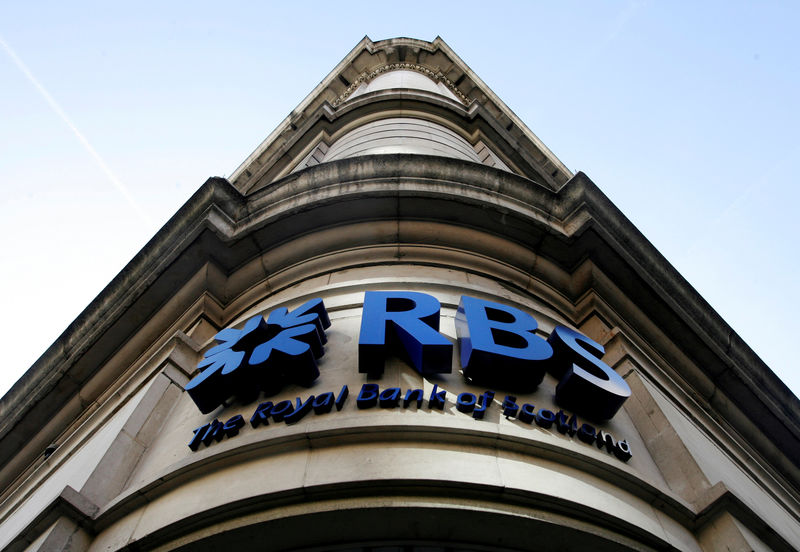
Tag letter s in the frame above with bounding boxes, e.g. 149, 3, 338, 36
547, 326, 631, 420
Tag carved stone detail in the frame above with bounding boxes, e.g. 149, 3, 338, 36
332, 63, 470, 107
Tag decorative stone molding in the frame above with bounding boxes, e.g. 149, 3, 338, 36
332, 63, 471, 107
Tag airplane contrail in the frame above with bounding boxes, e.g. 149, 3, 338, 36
0, 34, 155, 228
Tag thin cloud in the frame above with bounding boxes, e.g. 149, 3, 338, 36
0, 34, 154, 228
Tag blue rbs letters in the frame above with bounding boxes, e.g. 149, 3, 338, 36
185, 298, 331, 414
360, 291, 631, 420
455, 296, 553, 391
187, 292, 631, 421
546, 326, 630, 421
358, 291, 453, 376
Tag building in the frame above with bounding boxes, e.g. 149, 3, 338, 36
1, 36, 798, 551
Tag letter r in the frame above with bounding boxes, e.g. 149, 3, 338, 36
358, 291, 453, 376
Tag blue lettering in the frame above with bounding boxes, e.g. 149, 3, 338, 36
358, 291, 452, 376
250, 401, 274, 428
472, 391, 495, 419
357, 383, 380, 409
379, 387, 401, 408
312, 392, 334, 415
403, 388, 424, 408
270, 400, 295, 422
547, 326, 631, 420
428, 384, 446, 409
535, 409, 556, 429
335, 385, 349, 411
455, 296, 553, 390
456, 392, 477, 414
222, 414, 245, 436
502, 395, 519, 418
284, 396, 315, 424
519, 403, 536, 424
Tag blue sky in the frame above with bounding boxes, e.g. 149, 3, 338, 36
1, 1, 798, 398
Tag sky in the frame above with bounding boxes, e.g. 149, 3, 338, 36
1, 1, 798, 399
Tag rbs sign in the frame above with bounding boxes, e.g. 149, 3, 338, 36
359, 291, 630, 420
186, 291, 631, 421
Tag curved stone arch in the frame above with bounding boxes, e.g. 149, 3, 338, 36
345, 68, 465, 104
324, 105, 477, 147
92, 420, 682, 551
322, 117, 483, 164
133, 503, 665, 551
332, 63, 471, 107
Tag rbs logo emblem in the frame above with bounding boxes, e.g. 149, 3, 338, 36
186, 298, 330, 414
187, 291, 631, 421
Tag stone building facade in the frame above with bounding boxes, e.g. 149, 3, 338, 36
1, 37, 798, 551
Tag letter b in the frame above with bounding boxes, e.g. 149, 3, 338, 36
455, 296, 553, 390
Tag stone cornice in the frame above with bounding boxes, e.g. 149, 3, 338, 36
330, 62, 471, 107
